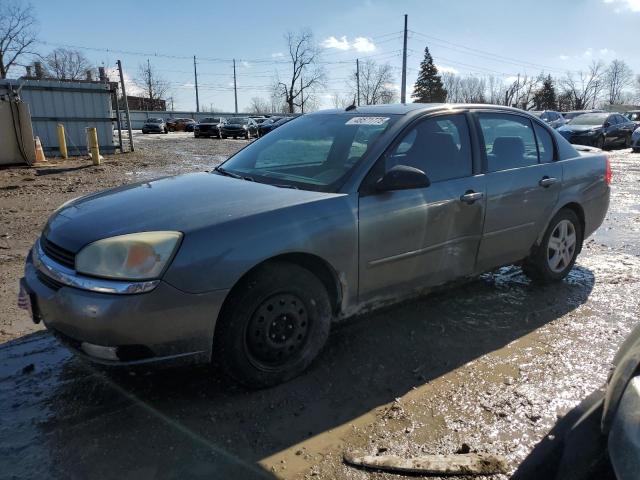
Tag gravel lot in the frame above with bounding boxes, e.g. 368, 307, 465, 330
0, 133, 638, 479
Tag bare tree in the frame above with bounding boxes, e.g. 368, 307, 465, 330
330, 92, 351, 109
0, 1, 38, 79
605, 59, 634, 105
44, 48, 94, 80
561, 61, 606, 110
274, 30, 325, 113
458, 76, 486, 103
137, 60, 169, 104
247, 96, 271, 114
350, 59, 396, 105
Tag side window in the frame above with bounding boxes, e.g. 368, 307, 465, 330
477, 113, 538, 172
607, 116, 617, 125
533, 123, 554, 163
385, 114, 472, 183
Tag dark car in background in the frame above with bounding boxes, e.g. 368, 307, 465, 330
19, 104, 610, 388
194, 117, 224, 138
257, 116, 296, 136
167, 118, 196, 132
557, 112, 635, 149
562, 109, 605, 122
220, 117, 257, 139
141, 118, 168, 134
624, 110, 640, 130
531, 110, 566, 129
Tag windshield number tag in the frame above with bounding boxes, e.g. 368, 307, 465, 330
346, 117, 389, 126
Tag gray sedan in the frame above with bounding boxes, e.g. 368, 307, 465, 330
19, 104, 610, 387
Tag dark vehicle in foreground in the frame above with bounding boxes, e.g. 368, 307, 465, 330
531, 110, 566, 129
19, 104, 610, 388
167, 118, 196, 132
220, 117, 257, 139
515, 325, 640, 480
194, 117, 224, 138
141, 118, 168, 134
557, 112, 635, 149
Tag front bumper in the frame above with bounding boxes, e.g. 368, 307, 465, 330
560, 132, 600, 146
22, 249, 229, 367
221, 129, 247, 136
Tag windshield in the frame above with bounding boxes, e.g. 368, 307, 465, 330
226, 118, 248, 125
569, 114, 607, 126
218, 114, 398, 192
146, 118, 163, 123
201, 118, 220, 123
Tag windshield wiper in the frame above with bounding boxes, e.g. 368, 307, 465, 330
273, 183, 299, 189
214, 166, 254, 182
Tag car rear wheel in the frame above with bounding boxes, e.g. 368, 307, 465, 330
522, 209, 583, 283
213, 262, 331, 388
625, 134, 632, 148
244, 132, 249, 139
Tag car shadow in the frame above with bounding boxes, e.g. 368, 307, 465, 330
0, 265, 595, 479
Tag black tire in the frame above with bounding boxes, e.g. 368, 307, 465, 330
244, 132, 250, 140
595, 136, 605, 149
522, 209, 583, 284
633, 148, 640, 153
625, 134, 632, 148
164, 128, 168, 134
222, 135, 227, 139
213, 262, 332, 388
233, 136, 237, 139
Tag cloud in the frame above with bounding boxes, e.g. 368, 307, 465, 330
322, 35, 351, 50
603, 0, 640, 12
271, 52, 284, 58
241, 61, 251, 68
321, 35, 376, 52
435, 64, 458, 74
352, 37, 376, 53
558, 54, 570, 61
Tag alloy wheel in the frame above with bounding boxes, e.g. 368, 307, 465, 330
547, 219, 577, 273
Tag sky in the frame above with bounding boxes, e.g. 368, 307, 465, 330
24, 0, 640, 112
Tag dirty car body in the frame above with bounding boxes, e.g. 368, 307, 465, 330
20, 104, 611, 387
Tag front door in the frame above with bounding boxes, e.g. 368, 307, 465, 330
358, 113, 486, 303
474, 112, 562, 272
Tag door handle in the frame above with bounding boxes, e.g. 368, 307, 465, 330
539, 176, 558, 187
460, 191, 484, 204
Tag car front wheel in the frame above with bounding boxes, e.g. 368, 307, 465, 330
213, 262, 332, 388
523, 209, 583, 283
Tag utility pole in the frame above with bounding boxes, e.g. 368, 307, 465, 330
401, 14, 408, 104
356, 58, 360, 106
300, 74, 304, 114
117, 59, 134, 152
193, 55, 200, 113
233, 59, 238, 114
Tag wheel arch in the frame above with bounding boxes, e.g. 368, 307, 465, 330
537, 202, 586, 252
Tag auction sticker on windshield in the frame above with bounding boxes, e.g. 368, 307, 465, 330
346, 117, 389, 125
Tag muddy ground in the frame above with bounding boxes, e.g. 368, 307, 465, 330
0, 133, 639, 479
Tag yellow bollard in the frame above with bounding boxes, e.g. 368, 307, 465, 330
87, 127, 101, 165
57, 124, 68, 159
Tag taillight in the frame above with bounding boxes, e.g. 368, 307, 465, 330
605, 156, 612, 185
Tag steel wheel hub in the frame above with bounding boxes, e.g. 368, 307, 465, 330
246, 293, 309, 366
547, 219, 577, 273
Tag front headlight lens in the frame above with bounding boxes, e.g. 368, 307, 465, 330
76, 231, 182, 280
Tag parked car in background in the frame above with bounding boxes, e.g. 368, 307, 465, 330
19, 104, 610, 388
141, 118, 168, 134
562, 109, 605, 122
557, 112, 635, 149
257, 116, 296, 136
624, 110, 640, 130
256, 117, 281, 136
194, 117, 224, 138
531, 110, 566, 129
167, 118, 196, 132
515, 324, 640, 479
220, 117, 257, 139
631, 128, 640, 153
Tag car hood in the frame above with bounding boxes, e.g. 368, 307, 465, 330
558, 124, 602, 133
44, 173, 338, 252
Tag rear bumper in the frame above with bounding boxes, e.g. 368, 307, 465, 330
22, 252, 229, 367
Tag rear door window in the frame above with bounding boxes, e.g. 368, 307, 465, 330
477, 113, 539, 172
533, 123, 555, 163
386, 114, 472, 183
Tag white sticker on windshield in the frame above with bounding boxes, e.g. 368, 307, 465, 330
346, 116, 389, 126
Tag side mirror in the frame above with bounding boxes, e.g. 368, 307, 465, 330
376, 165, 430, 192
603, 122, 611, 128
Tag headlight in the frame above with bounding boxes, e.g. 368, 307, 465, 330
76, 231, 182, 280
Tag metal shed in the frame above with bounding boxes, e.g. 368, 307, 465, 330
0, 79, 115, 156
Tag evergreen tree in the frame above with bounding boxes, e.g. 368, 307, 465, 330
533, 75, 557, 110
412, 47, 447, 103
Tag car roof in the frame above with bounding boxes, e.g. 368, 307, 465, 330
309, 103, 545, 117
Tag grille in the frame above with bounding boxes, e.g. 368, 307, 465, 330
41, 236, 75, 269
36, 270, 64, 291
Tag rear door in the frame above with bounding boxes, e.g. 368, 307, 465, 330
474, 111, 562, 272
358, 113, 486, 303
